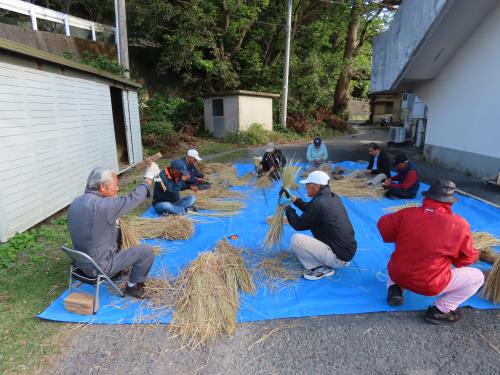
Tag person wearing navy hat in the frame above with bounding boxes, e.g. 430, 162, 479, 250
382, 152, 420, 199
306, 137, 328, 166
378, 179, 484, 324
152, 159, 197, 215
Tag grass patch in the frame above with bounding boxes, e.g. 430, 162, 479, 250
197, 140, 240, 156
206, 149, 249, 164
0, 217, 71, 374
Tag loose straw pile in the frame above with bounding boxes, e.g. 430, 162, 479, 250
329, 172, 385, 199
384, 202, 419, 212
472, 232, 500, 264
199, 162, 251, 187
255, 171, 272, 188
482, 257, 500, 304
301, 163, 333, 178
256, 252, 302, 283
264, 162, 301, 248
170, 240, 254, 348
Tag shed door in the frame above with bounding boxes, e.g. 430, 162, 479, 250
212, 98, 224, 138
121, 91, 135, 164
127, 91, 143, 164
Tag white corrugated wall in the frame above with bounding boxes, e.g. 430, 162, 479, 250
0, 60, 120, 242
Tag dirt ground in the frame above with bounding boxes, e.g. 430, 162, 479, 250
46, 126, 499, 375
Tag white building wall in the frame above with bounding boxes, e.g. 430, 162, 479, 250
416, 2, 500, 176
0, 60, 119, 242
238, 96, 273, 131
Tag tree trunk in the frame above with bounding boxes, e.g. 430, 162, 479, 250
333, 0, 360, 116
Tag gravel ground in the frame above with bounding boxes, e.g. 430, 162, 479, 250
47, 126, 499, 375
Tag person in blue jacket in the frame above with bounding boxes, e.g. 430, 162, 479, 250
306, 137, 328, 166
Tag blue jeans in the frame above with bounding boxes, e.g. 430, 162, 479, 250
153, 195, 196, 215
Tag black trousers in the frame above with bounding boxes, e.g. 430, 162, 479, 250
385, 187, 416, 199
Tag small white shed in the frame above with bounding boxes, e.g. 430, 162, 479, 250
0, 37, 144, 242
203, 90, 279, 138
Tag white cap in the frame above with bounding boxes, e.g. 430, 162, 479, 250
299, 170, 330, 185
265, 142, 275, 152
187, 149, 202, 161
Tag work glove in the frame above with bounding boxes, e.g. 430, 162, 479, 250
278, 195, 292, 207
144, 162, 161, 180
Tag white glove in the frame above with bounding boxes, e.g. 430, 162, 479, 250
144, 162, 161, 180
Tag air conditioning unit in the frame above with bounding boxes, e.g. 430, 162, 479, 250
412, 102, 427, 119
389, 126, 406, 143
401, 93, 415, 109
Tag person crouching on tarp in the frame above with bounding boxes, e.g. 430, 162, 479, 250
278, 171, 357, 280
257, 142, 286, 180
378, 179, 484, 324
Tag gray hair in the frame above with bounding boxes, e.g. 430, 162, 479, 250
86, 167, 115, 190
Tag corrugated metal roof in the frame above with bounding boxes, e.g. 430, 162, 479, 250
0, 36, 141, 88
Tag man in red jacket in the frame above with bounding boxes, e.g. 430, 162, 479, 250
377, 179, 484, 324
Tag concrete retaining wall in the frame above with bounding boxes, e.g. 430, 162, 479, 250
0, 23, 116, 59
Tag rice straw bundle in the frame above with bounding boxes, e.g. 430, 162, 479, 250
119, 218, 141, 249
472, 232, 500, 264
329, 173, 385, 199
170, 241, 253, 348
482, 257, 500, 304
196, 199, 245, 212
264, 162, 301, 248
383, 202, 419, 212
180, 185, 245, 200
215, 239, 255, 295
266, 216, 289, 225
124, 216, 194, 240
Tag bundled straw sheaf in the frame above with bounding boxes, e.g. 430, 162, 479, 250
264, 162, 301, 249
196, 199, 245, 212
482, 257, 500, 304
329, 171, 385, 198
124, 216, 194, 241
180, 185, 245, 200
119, 218, 141, 249
170, 240, 254, 348
472, 232, 500, 264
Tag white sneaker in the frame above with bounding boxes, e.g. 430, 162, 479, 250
303, 266, 335, 281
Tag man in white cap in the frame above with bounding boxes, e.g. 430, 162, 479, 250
278, 170, 357, 280
182, 149, 210, 190
257, 142, 286, 180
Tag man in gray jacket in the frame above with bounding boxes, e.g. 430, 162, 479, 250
67, 162, 160, 299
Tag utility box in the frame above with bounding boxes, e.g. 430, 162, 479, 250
203, 90, 279, 138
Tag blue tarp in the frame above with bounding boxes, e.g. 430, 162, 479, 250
38, 162, 499, 324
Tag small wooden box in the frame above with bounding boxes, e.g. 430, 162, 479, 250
64, 292, 98, 315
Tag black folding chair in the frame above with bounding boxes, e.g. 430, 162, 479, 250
61, 246, 124, 314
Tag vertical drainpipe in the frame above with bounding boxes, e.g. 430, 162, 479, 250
30, 5, 38, 31
114, 0, 121, 64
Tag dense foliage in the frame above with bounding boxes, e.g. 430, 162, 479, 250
35, 0, 396, 138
